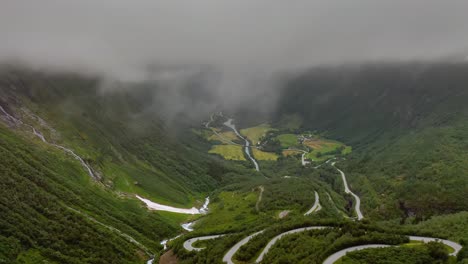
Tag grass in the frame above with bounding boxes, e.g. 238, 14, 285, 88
304, 138, 350, 161
276, 133, 351, 161
0, 124, 176, 263
277, 114, 303, 131
209, 145, 246, 160
196, 191, 260, 233
240, 124, 275, 145
277, 134, 299, 148
400, 241, 455, 253
401, 241, 424, 247
157, 211, 195, 229
282, 149, 303, 156
103, 161, 195, 207
342, 146, 352, 154
252, 148, 278, 161
208, 130, 239, 142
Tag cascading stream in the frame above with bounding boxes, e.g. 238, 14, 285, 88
223, 118, 260, 171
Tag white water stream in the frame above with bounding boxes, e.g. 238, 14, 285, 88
223, 118, 259, 171
1, 105, 98, 180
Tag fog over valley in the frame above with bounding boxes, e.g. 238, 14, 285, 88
2, 1, 468, 111
1, 2, 468, 264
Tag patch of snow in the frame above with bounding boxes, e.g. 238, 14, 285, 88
136, 195, 201, 214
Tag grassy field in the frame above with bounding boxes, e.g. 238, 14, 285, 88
304, 138, 350, 161
103, 160, 197, 207
342, 146, 352, 154
209, 145, 246, 160
208, 130, 239, 142
282, 149, 303, 156
240, 124, 275, 145
196, 191, 260, 232
276, 133, 299, 148
274, 133, 352, 161
252, 148, 278, 160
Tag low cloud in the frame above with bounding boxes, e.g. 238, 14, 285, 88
2, 0, 468, 114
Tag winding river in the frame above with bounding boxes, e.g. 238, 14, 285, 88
223, 118, 260, 171
205, 114, 241, 146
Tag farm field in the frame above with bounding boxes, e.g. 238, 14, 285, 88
240, 123, 275, 145
208, 130, 239, 142
252, 148, 278, 161
282, 149, 303, 156
276, 133, 351, 161
304, 138, 350, 161
276, 133, 299, 148
209, 145, 246, 160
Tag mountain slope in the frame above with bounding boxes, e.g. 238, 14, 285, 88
0, 67, 225, 205
274, 62, 468, 220
0, 67, 235, 263
0, 123, 174, 263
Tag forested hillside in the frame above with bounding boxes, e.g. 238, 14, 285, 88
0, 67, 225, 205
0, 67, 235, 263
0, 125, 175, 263
1, 63, 467, 263
274, 62, 468, 220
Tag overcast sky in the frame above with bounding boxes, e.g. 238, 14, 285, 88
2, 0, 468, 78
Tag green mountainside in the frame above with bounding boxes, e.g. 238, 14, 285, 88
0, 63, 467, 263
0, 68, 242, 263
274, 62, 468, 221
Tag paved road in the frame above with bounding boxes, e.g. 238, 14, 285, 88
332, 162, 363, 220
183, 234, 226, 251
256, 226, 328, 263
322, 236, 462, 263
304, 191, 322, 215
409, 236, 462, 256
177, 223, 461, 263
323, 244, 391, 264
223, 230, 264, 264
